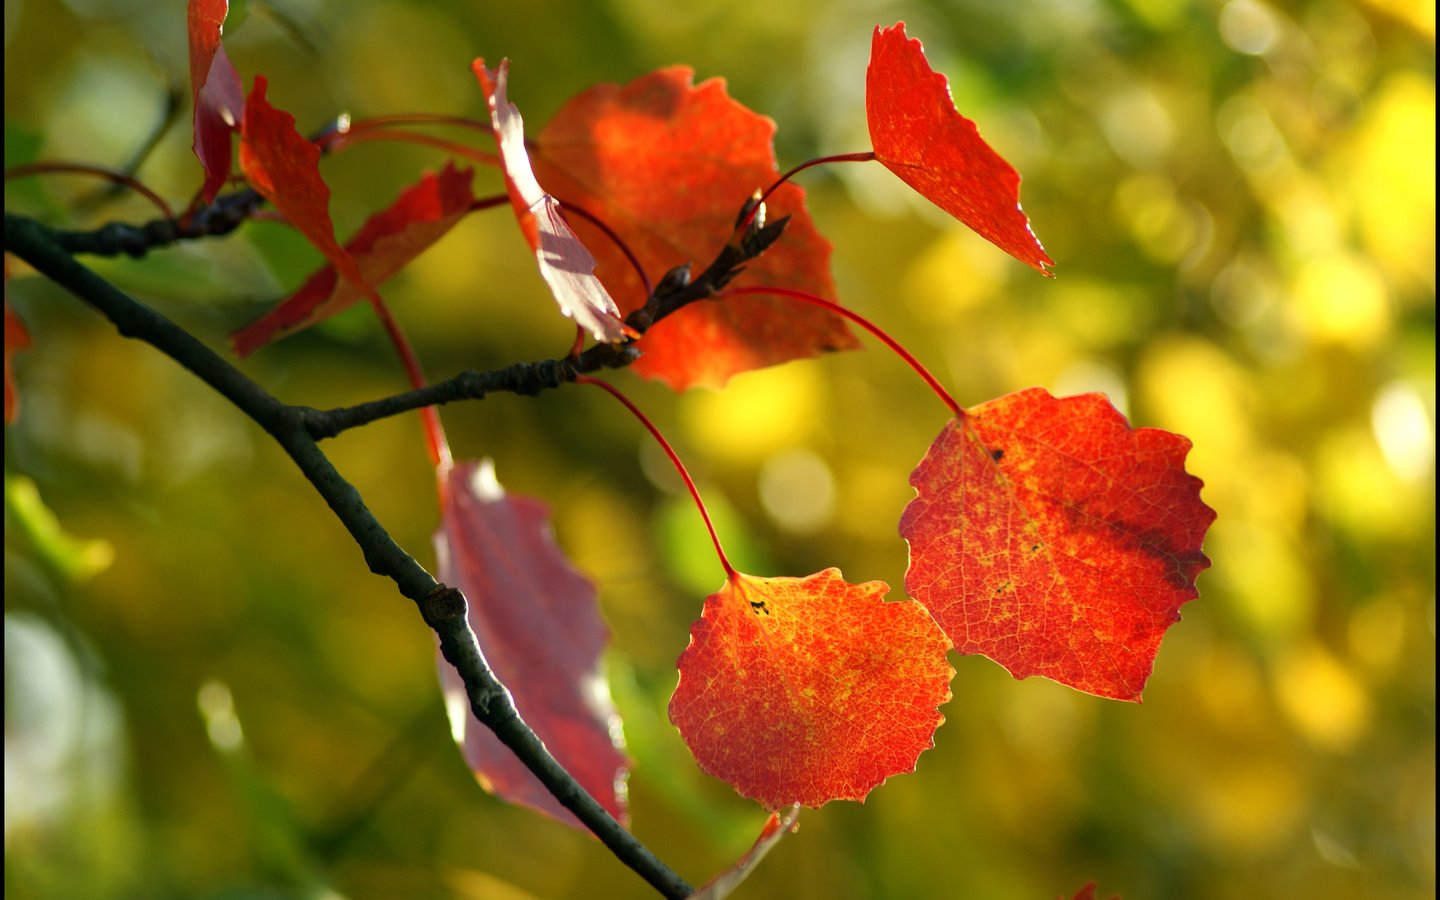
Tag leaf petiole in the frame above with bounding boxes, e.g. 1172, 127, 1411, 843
577, 376, 737, 579
724, 285, 963, 418
740, 151, 877, 231
5, 162, 176, 220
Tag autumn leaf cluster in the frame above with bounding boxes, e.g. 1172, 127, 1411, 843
4, 1, 1215, 837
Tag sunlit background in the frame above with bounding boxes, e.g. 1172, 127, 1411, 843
4, 0, 1434, 897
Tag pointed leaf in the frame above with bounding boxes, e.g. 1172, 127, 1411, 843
533, 68, 859, 389
687, 805, 800, 900
867, 23, 1054, 274
231, 161, 475, 356
901, 389, 1215, 701
669, 569, 952, 810
5, 262, 31, 424
436, 460, 628, 829
472, 59, 626, 344
239, 77, 369, 298
187, 0, 244, 203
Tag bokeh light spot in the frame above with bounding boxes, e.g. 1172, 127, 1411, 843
1274, 642, 1371, 752
1371, 379, 1435, 482
681, 364, 823, 464
758, 448, 836, 534
1220, 0, 1282, 56
1291, 254, 1391, 349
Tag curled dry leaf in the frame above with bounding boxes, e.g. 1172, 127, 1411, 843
901, 389, 1215, 701
239, 77, 373, 303
232, 162, 475, 355
670, 569, 952, 810
187, 0, 244, 203
867, 22, 1054, 275
473, 59, 627, 344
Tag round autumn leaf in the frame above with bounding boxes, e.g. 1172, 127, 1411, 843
901, 389, 1215, 701
532, 67, 859, 389
670, 569, 953, 810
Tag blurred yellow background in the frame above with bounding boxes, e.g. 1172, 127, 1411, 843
4, 0, 1434, 898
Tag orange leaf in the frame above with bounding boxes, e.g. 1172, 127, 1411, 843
187, 0, 244, 203
901, 389, 1215, 701
867, 23, 1054, 275
532, 68, 859, 389
670, 569, 952, 810
472, 59, 626, 344
435, 460, 628, 829
4, 263, 31, 424
239, 77, 369, 298
231, 161, 474, 356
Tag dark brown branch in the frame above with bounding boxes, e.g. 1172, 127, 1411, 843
301, 199, 791, 440
44, 187, 267, 257
3, 210, 693, 900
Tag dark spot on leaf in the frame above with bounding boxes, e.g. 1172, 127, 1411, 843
990, 448, 1004, 461
749, 599, 771, 616
993, 579, 1012, 595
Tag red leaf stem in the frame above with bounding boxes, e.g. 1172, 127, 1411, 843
5, 163, 175, 220
742, 151, 877, 231
320, 128, 501, 166
724, 285, 962, 417
577, 376, 734, 578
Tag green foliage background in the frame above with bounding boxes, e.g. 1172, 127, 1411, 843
4, 0, 1434, 897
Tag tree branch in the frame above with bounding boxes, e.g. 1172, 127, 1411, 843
44, 188, 268, 257
3, 210, 694, 900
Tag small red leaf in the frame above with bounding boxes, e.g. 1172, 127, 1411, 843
187, 0, 244, 203
231, 161, 475, 356
688, 805, 801, 900
436, 460, 628, 829
533, 68, 859, 389
867, 23, 1054, 275
5, 262, 31, 425
472, 59, 626, 344
239, 77, 368, 297
901, 389, 1215, 701
670, 569, 952, 810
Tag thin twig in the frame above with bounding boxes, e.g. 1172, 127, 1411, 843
43, 187, 267, 257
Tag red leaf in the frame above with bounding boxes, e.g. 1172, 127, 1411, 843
688, 805, 801, 900
532, 68, 859, 389
435, 460, 628, 829
187, 0, 244, 203
472, 59, 626, 344
1063, 882, 1121, 900
867, 23, 1054, 275
669, 569, 952, 810
239, 77, 369, 298
231, 161, 475, 356
5, 262, 31, 425
900, 389, 1214, 701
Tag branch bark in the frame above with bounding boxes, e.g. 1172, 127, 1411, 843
3, 210, 694, 900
